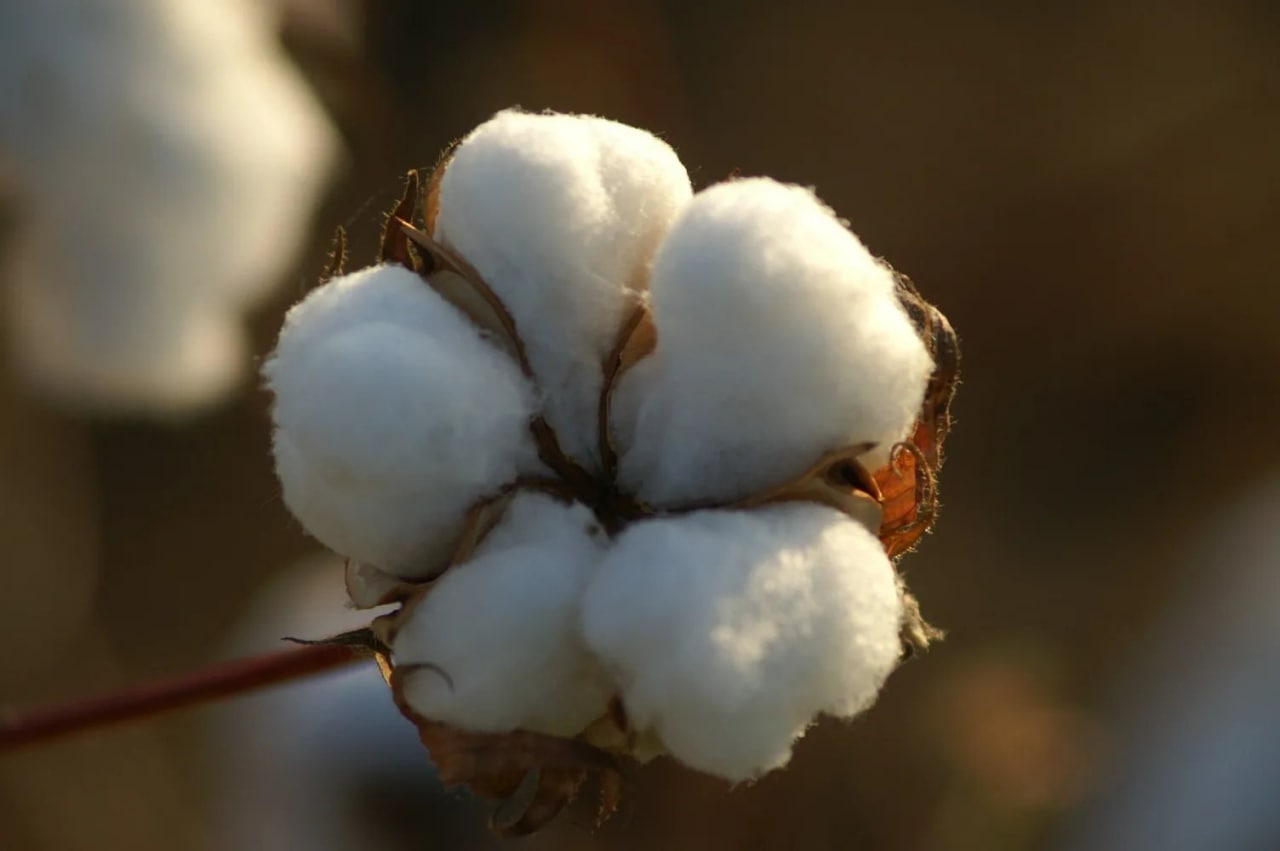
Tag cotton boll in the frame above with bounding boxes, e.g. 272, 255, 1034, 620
393, 492, 614, 737
615, 178, 933, 506
434, 109, 693, 469
582, 504, 904, 781
0, 0, 337, 415
264, 264, 540, 577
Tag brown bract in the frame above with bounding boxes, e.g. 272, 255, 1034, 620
337, 167, 959, 835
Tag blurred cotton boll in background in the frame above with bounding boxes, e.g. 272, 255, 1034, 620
0, 0, 338, 415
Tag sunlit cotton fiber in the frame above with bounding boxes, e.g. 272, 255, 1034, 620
434, 109, 693, 470
581, 503, 904, 781
393, 492, 614, 736
264, 264, 539, 577
614, 178, 933, 505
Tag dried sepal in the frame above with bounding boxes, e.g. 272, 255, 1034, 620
447, 489, 518, 567
379, 170, 422, 270
421, 141, 458, 236
344, 487, 530, 610
598, 303, 657, 477
346, 482, 559, 610
874, 439, 938, 558
721, 442, 884, 535
401, 224, 528, 369
344, 560, 422, 609
319, 226, 348, 283
396, 214, 601, 497
387, 664, 622, 836
895, 272, 960, 464
869, 272, 960, 557
370, 478, 586, 645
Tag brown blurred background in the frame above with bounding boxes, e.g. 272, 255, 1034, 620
2, 0, 1279, 849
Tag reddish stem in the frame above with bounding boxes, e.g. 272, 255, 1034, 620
0, 642, 368, 752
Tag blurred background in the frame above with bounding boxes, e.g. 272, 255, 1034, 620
1, 0, 1278, 849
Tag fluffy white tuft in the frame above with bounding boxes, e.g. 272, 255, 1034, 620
581, 504, 904, 781
614, 178, 933, 505
393, 492, 614, 736
0, 0, 337, 415
264, 264, 539, 577
433, 109, 692, 469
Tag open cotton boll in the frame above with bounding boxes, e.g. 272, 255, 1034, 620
581, 504, 904, 782
393, 492, 613, 737
614, 178, 933, 506
264, 264, 540, 577
434, 109, 693, 469
0, 0, 337, 415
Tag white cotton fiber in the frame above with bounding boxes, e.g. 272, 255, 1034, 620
614, 178, 933, 506
581, 504, 904, 782
264, 264, 539, 578
433, 109, 692, 469
0, 0, 337, 415
393, 492, 613, 737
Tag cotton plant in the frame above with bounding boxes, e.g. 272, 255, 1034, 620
256, 108, 959, 833
0, 0, 338, 415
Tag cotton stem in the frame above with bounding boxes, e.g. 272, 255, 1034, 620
0, 640, 369, 752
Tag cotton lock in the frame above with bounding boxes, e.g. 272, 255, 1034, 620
265, 264, 540, 578
434, 109, 693, 470
581, 504, 904, 780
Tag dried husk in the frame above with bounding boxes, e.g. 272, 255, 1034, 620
387, 663, 622, 837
